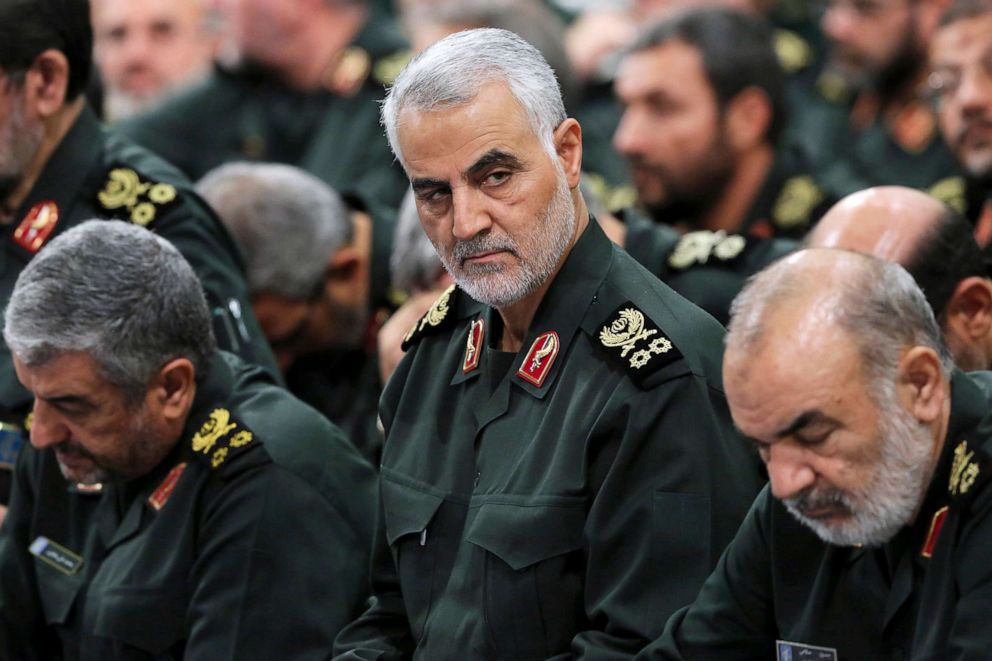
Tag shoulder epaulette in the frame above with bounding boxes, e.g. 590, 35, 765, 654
95, 166, 179, 227
373, 49, 412, 86
189, 407, 257, 471
326, 46, 371, 97
594, 303, 683, 387
773, 28, 812, 74
772, 176, 825, 231
668, 230, 747, 271
948, 439, 992, 506
928, 177, 966, 213
402, 284, 459, 351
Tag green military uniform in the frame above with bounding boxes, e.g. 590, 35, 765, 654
116, 18, 410, 210
621, 210, 797, 326
332, 221, 764, 659
637, 369, 992, 660
0, 351, 377, 659
0, 106, 278, 503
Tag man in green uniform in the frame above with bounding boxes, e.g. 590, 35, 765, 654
928, 0, 992, 245
117, 0, 410, 210
790, 0, 964, 208
0, 0, 277, 516
0, 221, 377, 658
332, 28, 764, 659
637, 249, 992, 659
198, 162, 396, 464
613, 7, 832, 240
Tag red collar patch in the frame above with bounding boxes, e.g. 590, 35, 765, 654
148, 462, 187, 511
516, 331, 560, 387
463, 318, 485, 374
920, 505, 949, 558
14, 201, 59, 253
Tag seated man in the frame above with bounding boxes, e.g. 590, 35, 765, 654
638, 249, 992, 659
0, 221, 377, 658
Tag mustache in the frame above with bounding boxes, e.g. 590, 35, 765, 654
957, 117, 992, 143
53, 440, 99, 462
452, 234, 518, 265
785, 486, 854, 518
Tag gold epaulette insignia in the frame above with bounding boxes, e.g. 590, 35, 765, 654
402, 284, 457, 350
816, 71, 850, 105
374, 49, 412, 86
597, 304, 682, 385
774, 29, 812, 73
96, 167, 178, 226
949, 440, 980, 496
772, 176, 824, 230
927, 176, 966, 213
190, 407, 254, 470
668, 230, 746, 270
326, 46, 371, 97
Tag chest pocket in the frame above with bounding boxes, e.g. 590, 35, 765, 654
381, 476, 445, 640
465, 498, 587, 660
35, 558, 86, 627
88, 583, 187, 655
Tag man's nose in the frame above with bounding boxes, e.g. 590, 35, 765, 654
28, 400, 69, 451
765, 443, 817, 501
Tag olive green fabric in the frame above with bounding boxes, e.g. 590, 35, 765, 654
638, 370, 992, 660
333, 221, 764, 659
0, 351, 378, 659
116, 18, 410, 210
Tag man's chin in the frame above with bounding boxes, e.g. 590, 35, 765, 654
56, 456, 109, 486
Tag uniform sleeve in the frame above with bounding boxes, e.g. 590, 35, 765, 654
570, 375, 766, 659
635, 489, 778, 660
0, 448, 59, 659
185, 465, 371, 658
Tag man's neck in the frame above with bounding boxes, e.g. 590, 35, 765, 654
695, 144, 774, 234
280, 5, 367, 91
1, 98, 84, 223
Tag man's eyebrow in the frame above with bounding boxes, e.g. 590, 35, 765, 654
774, 410, 838, 439
465, 149, 523, 178
40, 393, 94, 409
411, 177, 448, 194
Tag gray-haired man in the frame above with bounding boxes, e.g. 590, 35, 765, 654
0, 221, 377, 658
332, 27, 762, 659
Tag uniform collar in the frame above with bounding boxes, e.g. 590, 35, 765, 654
181, 351, 238, 441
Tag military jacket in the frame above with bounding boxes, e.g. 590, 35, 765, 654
0, 352, 378, 660
0, 107, 278, 499
332, 221, 764, 660
117, 18, 409, 210
637, 370, 992, 660
621, 211, 797, 326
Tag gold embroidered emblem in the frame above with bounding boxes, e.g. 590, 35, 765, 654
949, 440, 980, 496
773, 28, 811, 73
772, 176, 824, 230
229, 430, 253, 448
24, 412, 33, 432
211, 447, 229, 468
192, 408, 237, 454
600, 309, 657, 357
927, 177, 966, 214
373, 50, 412, 86
97, 168, 177, 226
668, 230, 746, 270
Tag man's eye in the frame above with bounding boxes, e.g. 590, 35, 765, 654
484, 171, 511, 186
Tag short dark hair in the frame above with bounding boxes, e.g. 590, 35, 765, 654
939, 0, 992, 28
627, 7, 787, 145
0, 0, 92, 101
906, 204, 989, 320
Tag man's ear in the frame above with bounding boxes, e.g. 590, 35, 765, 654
554, 118, 583, 189
24, 49, 70, 118
898, 346, 946, 424
149, 358, 197, 425
724, 86, 772, 153
327, 246, 361, 283
944, 277, 992, 341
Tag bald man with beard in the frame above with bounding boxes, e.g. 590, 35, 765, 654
807, 186, 992, 370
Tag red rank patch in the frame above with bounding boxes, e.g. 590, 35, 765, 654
516, 331, 560, 387
463, 318, 485, 374
148, 462, 187, 511
920, 505, 949, 558
14, 201, 59, 253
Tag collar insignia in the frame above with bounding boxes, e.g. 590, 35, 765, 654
148, 462, 187, 511
517, 331, 560, 387
14, 201, 59, 253
949, 440, 980, 497
191, 408, 254, 470
463, 318, 485, 374
920, 505, 949, 559
402, 284, 456, 350
668, 230, 746, 270
97, 167, 178, 226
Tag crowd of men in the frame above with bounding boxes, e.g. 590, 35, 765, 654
2, 0, 992, 658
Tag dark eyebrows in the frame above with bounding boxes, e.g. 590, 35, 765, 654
411, 177, 449, 195
41, 394, 95, 411
465, 149, 523, 178
774, 410, 838, 440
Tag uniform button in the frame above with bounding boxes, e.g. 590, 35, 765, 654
474, 471, 481, 487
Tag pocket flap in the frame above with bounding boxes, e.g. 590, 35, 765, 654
381, 476, 445, 546
465, 499, 586, 570
91, 584, 186, 653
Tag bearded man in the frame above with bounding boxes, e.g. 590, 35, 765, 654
637, 248, 992, 659
331, 28, 763, 660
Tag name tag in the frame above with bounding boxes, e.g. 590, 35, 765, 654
0, 422, 24, 468
29, 536, 84, 576
776, 640, 838, 661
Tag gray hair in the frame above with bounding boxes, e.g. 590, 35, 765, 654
727, 249, 955, 393
4, 220, 216, 402
197, 162, 352, 300
381, 27, 567, 168
390, 188, 445, 294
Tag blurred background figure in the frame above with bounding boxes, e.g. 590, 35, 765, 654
91, 0, 216, 121
198, 162, 395, 463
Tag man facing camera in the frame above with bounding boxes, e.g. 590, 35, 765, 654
332, 28, 762, 659
0, 222, 377, 659
638, 249, 992, 659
